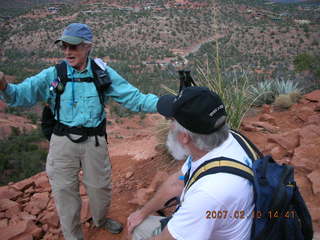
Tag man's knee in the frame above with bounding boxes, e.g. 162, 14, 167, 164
132, 216, 164, 240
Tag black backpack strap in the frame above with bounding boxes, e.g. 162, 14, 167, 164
56, 61, 94, 83
56, 61, 68, 83
230, 129, 263, 161
91, 59, 112, 122
185, 157, 254, 191
91, 60, 104, 106
53, 60, 111, 146
91, 59, 112, 106
54, 61, 69, 122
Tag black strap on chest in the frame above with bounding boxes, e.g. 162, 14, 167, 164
54, 60, 108, 120
52, 59, 111, 145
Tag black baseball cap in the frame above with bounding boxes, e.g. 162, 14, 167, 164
157, 86, 227, 134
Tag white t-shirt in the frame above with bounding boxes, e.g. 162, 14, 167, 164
167, 133, 254, 240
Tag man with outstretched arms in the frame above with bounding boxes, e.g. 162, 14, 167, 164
0, 23, 158, 240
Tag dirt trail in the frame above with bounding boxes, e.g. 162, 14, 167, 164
181, 34, 224, 58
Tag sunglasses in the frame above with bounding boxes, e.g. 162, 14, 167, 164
60, 43, 83, 51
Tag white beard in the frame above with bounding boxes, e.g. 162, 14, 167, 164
166, 129, 189, 161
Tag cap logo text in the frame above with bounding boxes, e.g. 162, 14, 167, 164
209, 105, 224, 117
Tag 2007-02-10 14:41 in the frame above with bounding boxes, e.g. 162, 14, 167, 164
205, 210, 296, 219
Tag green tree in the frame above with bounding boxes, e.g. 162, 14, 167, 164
293, 53, 315, 72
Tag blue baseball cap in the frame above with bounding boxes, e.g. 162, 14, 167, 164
55, 23, 93, 45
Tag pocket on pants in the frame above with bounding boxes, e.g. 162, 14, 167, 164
46, 135, 57, 181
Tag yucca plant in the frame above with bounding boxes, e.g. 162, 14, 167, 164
196, 59, 252, 130
248, 79, 303, 106
272, 79, 303, 96
248, 81, 275, 106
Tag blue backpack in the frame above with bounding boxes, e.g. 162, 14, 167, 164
183, 129, 314, 240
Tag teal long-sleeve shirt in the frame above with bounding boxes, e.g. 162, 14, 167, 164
1, 58, 159, 128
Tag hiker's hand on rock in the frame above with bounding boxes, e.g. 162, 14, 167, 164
0, 72, 7, 91
127, 209, 146, 234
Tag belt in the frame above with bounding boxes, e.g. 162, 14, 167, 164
53, 119, 106, 145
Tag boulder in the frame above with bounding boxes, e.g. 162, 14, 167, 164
30, 192, 50, 210
251, 121, 279, 133
40, 210, 59, 228
18, 212, 37, 221
24, 192, 49, 216
269, 145, 289, 160
267, 129, 300, 151
13, 233, 33, 240
11, 179, 35, 192
262, 104, 272, 114
125, 171, 134, 179
240, 122, 259, 132
304, 90, 320, 102
0, 186, 23, 200
259, 113, 276, 125
291, 144, 320, 171
309, 206, 320, 221
306, 114, 320, 126
0, 199, 19, 211
5, 204, 22, 219
47, 198, 56, 212
33, 173, 51, 192
299, 124, 320, 146
307, 169, 320, 195
0, 219, 42, 240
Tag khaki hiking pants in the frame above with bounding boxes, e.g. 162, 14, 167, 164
132, 215, 165, 240
46, 134, 112, 240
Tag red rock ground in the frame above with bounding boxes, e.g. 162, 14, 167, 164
0, 90, 320, 240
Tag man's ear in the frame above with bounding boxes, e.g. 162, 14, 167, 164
177, 131, 190, 145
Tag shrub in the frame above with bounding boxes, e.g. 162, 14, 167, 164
0, 129, 47, 185
249, 79, 303, 106
289, 92, 302, 103
293, 53, 314, 72
248, 81, 275, 106
274, 94, 293, 109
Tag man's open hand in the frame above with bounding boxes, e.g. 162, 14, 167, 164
0, 72, 7, 91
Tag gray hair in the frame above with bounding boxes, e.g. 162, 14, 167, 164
173, 117, 230, 151
84, 43, 93, 58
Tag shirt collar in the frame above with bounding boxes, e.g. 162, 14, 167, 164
65, 58, 93, 78
189, 132, 232, 171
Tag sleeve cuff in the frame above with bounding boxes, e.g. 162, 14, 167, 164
2, 84, 14, 102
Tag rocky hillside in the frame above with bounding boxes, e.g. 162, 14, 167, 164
0, 90, 320, 240
0, 101, 37, 140
0, 0, 319, 94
